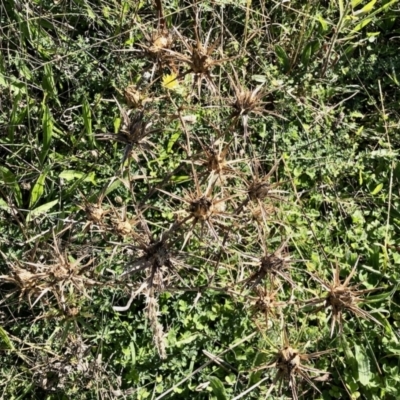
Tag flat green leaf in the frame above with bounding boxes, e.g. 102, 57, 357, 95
209, 376, 228, 400
301, 41, 320, 66
352, 0, 399, 32
59, 170, 96, 184
355, 344, 371, 386
0, 326, 15, 350
42, 64, 57, 100
352, 0, 363, 7
317, 14, 329, 32
8, 92, 27, 141
252, 75, 267, 83
29, 172, 47, 208
26, 200, 58, 223
40, 104, 53, 164
0, 166, 22, 207
352, 17, 373, 32
274, 45, 290, 72
167, 132, 181, 153
249, 351, 269, 385
0, 198, 10, 212
104, 179, 122, 197
359, 0, 377, 14
114, 117, 121, 133
371, 183, 383, 195
176, 334, 198, 347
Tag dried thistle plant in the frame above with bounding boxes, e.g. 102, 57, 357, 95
242, 331, 330, 400
0, 231, 99, 311
161, 20, 236, 96
116, 210, 190, 294
159, 183, 235, 249
229, 75, 267, 138
228, 70, 285, 137
113, 214, 190, 359
244, 239, 294, 289
77, 190, 109, 233
95, 99, 159, 166
250, 286, 286, 327
305, 258, 382, 337
192, 135, 241, 187
123, 84, 151, 109
235, 159, 286, 226
138, 0, 175, 71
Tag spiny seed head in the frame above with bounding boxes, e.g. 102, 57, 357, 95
50, 263, 70, 279
85, 204, 104, 223
277, 347, 301, 374
206, 152, 224, 172
189, 197, 213, 219
249, 181, 270, 201
260, 254, 284, 273
115, 220, 132, 236
124, 85, 146, 108
149, 30, 172, 54
232, 90, 260, 115
146, 241, 170, 269
326, 287, 355, 308
191, 45, 213, 74
255, 296, 273, 313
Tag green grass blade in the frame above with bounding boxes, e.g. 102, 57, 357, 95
29, 171, 47, 208
40, 104, 53, 164
209, 376, 228, 400
83, 98, 95, 148
0, 326, 15, 350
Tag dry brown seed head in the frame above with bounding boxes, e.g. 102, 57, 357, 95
248, 181, 270, 201
233, 90, 260, 115
205, 147, 227, 173
14, 268, 36, 285
85, 204, 104, 223
150, 29, 172, 53
115, 220, 132, 236
277, 346, 301, 375
254, 286, 277, 309
260, 254, 284, 274
326, 287, 355, 309
124, 85, 146, 108
146, 241, 170, 269
189, 196, 213, 219
191, 44, 213, 74
66, 307, 79, 317
255, 295, 274, 313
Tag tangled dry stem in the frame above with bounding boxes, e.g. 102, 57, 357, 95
145, 292, 167, 359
